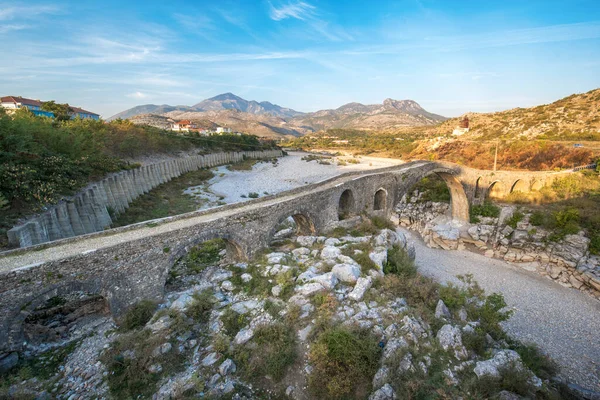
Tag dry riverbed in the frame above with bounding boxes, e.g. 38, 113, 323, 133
186, 151, 403, 207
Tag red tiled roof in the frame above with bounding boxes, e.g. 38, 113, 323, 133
176, 120, 192, 125
70, 106, 99, 116
1, 96, 43, 107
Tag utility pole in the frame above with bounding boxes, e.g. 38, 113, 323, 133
493, 139, 499, 172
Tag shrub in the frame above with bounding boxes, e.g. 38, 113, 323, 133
384, 245, 416, 277
471, 201, 501, 218
221, 307, 249, 337
508, 341, 557, 380
308, 326, 381, 399
506, 210, 524, 229
370, 215, 395, 230
184, 239, 225, 273
470, 292, 513, 339
186, 290, 214, 323
101, 329, 184, 399
235, 323, 297, 382
120, 300, 157, 331
248, 192, 259, 198
529, 210, 547, 226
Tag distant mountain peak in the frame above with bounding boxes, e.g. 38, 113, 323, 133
208, 92, 244, 102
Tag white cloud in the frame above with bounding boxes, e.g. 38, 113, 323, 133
127, 91, 148, 99
268, 1, 316, 21
0, 4, 60, 21
173, 12, 213, 31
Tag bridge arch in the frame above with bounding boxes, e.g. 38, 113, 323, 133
170, 230, 247, 267
401, 168, 469, 222
373, 188, 387, 211
6, 279, 106, 352
338, 189, 356, 220
269, 211, 317, 244
531, 180, 543, 191
488, 181, 506, 199
511, 179, 529, 193
475, 177, 483, 199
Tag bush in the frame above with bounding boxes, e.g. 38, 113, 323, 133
184, 239, 225, 273
308, 326, 381, 399
101, 329, 184, 399
186, 290, 214, 323
120, 300, 157, 331
248, 192, 259, 198
506, 210, 524, 229
471, 201, 501, 219
221, 307, 249, 337
235, 323, 297, 382
384, 245, 416, 277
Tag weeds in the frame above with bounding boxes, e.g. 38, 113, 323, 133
308, 326, 381, 399
120, 300, 157, 331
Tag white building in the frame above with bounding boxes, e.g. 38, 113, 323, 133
216, 127, 232, 134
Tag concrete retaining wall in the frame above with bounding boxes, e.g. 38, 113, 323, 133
7, 150, 283, 248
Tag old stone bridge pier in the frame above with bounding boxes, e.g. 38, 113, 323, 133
0, 159, 567, 353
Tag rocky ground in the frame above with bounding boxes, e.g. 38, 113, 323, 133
1, 219, 573, 399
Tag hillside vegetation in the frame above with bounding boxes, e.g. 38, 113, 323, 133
285, 89, 600, 171
0, 108, 272, 245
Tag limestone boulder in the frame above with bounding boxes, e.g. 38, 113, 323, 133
332, 263, 361, 283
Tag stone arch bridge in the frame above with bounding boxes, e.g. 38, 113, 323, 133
0, 160, 571, 353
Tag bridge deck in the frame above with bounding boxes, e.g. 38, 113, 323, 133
0, 162, 427, 273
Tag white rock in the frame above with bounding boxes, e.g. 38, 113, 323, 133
310, 272, 339, 290
292, 247, 311, 257
383, 337, 409, 360
369, 383, 397, 400
473, 350, 522, 378
321, 246, 342, 260
435, 300, 452, 319
297, 268, 318, 283
271, 285, 282, 297
298, 324, 313, 341
337, 254, 359, 265
231, 300, 260, 314
234, 328, 254, 345
369, 248, 387, 269
266, 252, 287, 264
221, 280, 234, 291
372, 366, 390, 389
373, 229, 400, 248
332, 263, 361, 283
170, 292, 194, 311
436, 324, 468, 360
202, 352, 220, 366
218, 359, 236, 376
348, 277, 373, 301
295, 282, 326, 296
324, 238, 341, 246
241, 273, 252, 283
297, 236, 317, 247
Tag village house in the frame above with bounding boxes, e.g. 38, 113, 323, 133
171, 120, 198, 132
0, 96, 100, 120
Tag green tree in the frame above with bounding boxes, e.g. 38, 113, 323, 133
41, 100, 73, 121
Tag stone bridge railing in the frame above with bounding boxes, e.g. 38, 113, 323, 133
0, 160, 570, 353
7, 150, 282, 248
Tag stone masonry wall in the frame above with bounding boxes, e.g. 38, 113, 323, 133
396, 198, 600, 299
7, 150, 283, 248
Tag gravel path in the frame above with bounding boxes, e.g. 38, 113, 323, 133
398, 227, 600, 391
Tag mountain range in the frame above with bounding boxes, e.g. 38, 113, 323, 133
108, 93, 447, 137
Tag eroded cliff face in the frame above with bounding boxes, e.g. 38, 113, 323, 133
395, 193, 600, 299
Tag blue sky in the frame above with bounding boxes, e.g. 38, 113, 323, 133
1, 0, 599, 118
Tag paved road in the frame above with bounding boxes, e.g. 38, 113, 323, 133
399, 228, 600, 391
